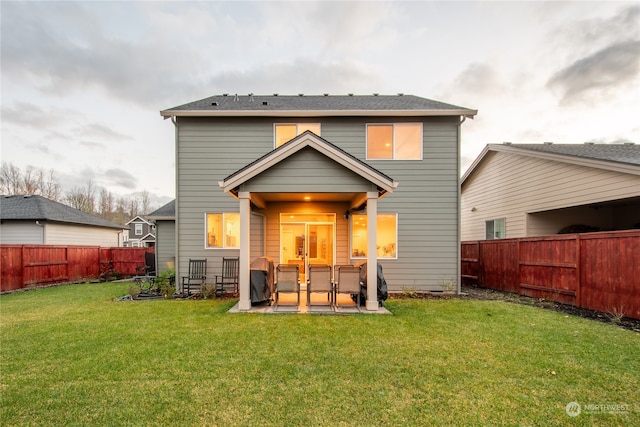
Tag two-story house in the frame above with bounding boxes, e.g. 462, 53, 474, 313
123, 215, 156, 248
160, 94, 476, 311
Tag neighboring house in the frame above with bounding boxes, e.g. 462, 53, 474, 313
461, 143, 640, 241
0, 195, 125, 246
146, 200, 175, 273
123, 215, 156, 248
160, 94, 476, 311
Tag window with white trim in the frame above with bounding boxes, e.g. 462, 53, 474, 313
274, 123, 321, 148
486, 218, 506, 240
206, 213, 240, 248
135, 223, 143, 236
366, 123, 422, 160
350, 213, 397, 259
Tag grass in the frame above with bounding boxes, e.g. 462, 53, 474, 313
1, 283, 639, 426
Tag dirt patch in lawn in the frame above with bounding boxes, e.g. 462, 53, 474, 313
460, 285, 640, 333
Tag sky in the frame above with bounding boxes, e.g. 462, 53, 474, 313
2, 1, 639, 209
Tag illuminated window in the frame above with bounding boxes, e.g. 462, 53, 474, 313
275, 123, 321, 148
367, 123, 422, 159
206, 213, 240, 248
351, 214, 397, 259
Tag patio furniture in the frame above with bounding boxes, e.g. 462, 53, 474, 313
215, 257, 240, 297
335, 265, 361, 311
181, 258, 207, 295
307, 264, 333, 308
274, 264, 300, 310
250, 256, 274, 304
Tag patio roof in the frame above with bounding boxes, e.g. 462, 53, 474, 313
219, 131, 399, 205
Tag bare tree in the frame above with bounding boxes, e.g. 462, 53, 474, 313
66, 179, 96, 213
0, 162, 62, 201
140, 190, 151, 215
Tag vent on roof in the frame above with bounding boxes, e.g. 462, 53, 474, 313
298, 93, 304, 96
373, 93, 379, 96
211, 102, 218, 106
234, 93, 239, 101
503, 142, 512, 145
262, 101, 268, 106
249, 93, 254, 102
623, 142, 635, 145
348, 93, 354, 96
273, 93, 279, 96
584, 142, 594, 145
398, 93, 404, 96
222, 93, 228, 96
323, 93, 329, 96
544, 142, 554, 145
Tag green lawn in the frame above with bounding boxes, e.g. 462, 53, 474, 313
1, 283, 638, 426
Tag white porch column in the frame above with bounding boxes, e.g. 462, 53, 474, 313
366, 191, 379, 311
238, 192, 251, 311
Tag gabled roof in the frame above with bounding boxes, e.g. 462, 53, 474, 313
462, 143, 640, 185
129, 232, 156, 242
125, 215, 153, 226
219, 131, 398, 196
0, 195, 125, 230
146, 199, 175, 220
161, 94, 477, 118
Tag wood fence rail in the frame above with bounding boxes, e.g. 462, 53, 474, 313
462, 230, 640, 320
0, 245, 154, 292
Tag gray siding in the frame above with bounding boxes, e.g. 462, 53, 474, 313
46, 223, 121, 246
176, 116, 461, 291
155, 220, 176, 272
0, 221, 43, 244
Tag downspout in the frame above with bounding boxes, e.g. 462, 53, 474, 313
36, 220, 45, 244
456, 115, 468, 294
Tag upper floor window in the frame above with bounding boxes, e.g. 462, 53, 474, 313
274, 123, 321, 148
135, 223, 143, 236
206, 213, 240, 248
486, 218, 506, 240
366, 123, 422, 160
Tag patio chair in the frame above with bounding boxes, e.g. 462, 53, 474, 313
215, 257, 240, 297
335, 265, 361, 311
181, 258, 207, 295
307, 264, 333, 308
274, 264, 300, 310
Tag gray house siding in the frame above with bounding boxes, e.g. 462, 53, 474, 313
175, 115, 461, 291
0, 221, 43, 244
155, 220, 176, 272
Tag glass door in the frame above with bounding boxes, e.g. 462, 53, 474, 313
280, 214, 335, 283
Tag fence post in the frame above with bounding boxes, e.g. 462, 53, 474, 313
575, 234, 581, 308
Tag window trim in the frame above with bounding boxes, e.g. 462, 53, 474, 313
204, 212, 241, 249
350, 213, 398, 260
486, 218, 506, 240
274, 123, 321, 148
134, 223, 143, 236
366, 122, 423, 160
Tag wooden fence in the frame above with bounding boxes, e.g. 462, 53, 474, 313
0, 245, 154, 292
462, 230, 640, 320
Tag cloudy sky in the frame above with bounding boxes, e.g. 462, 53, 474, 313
2, 1, 639, 208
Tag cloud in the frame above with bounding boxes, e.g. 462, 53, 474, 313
547, 40, 640, 103
102, 169, 138, 190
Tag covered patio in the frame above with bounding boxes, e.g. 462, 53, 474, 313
218, 132, 398, 313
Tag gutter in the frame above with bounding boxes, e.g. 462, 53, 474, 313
160, 109, 479, 119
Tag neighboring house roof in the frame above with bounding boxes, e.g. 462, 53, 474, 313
129, 232, 156, 242
462, 143, 640, 184
161, 93, 477, 118
125, 215, 153, 226
219, 131, 398, 202
0, 195, 125, 230
147, 199, 175, 220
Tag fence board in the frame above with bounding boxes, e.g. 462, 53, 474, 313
0, 245, 153, 292
462, 230, 640, 320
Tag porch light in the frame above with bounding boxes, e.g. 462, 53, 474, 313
304, 196, 311, 201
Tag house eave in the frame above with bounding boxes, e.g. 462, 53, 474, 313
161, 109, 477, 119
